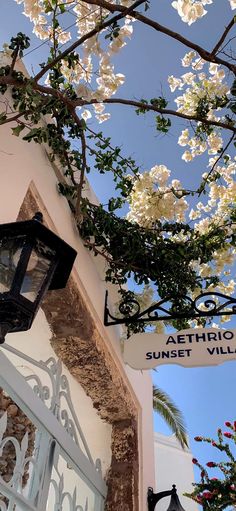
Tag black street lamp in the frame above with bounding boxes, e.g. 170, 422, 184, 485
148, 485, 186, 511
0, 212, 77, 343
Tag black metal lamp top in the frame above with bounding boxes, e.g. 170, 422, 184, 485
166, 486, 186, 511
148, 485, 186, 511
0, 212, 77, 342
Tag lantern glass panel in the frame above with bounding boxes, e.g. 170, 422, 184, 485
0, 236, 26, 293
20, 240, 56, 302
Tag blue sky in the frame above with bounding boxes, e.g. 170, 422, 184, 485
1, 0, 236, 486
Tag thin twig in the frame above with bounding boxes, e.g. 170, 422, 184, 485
199, 132, 235, 194
10, 49, 18, 74
86, 126, 138, 174
211, 17, 235, 57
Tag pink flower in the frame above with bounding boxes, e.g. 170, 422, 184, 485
194, 436, 203, 442
203, 491, 214, 500
234, 421, 236, 431
224, 432, 233, 438
192, 458, 198, 464
230, 484, 236, 491
211, 478, 218, 481
225, 421, 232, 427
212, 441, 217, 447
206, 461, 216, 468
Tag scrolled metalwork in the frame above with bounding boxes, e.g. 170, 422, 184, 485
118, 297, 141, 318
0, 412, 40, 501
50, 471, 89, 511
1, 345, 95, 465
193, 292, 236, 315
104, 290, 236, 326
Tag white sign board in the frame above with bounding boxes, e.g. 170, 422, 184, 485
123, 328, 236, 370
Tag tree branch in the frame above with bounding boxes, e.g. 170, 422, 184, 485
1, 74, 235, 135
83, 237, 145, 272
0, 110, 29, 125
80, 0, 236, 74
78, 97, 236, 133
69, 109, 88, 223
4, 69, 234, 134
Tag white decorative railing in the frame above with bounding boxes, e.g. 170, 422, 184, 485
0, 346, 106, 511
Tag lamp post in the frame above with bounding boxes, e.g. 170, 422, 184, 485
0, 212, 77, 343
148, 485, 186, 511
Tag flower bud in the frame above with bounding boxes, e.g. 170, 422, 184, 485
203, 491, 214, 500
224, 432, 233, 438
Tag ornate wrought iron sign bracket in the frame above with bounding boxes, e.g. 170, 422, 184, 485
104, 290, 236, 326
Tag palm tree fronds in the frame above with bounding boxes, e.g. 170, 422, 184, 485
153, 385, 188, 449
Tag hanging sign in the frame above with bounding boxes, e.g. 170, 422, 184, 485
123, 328, 236, 370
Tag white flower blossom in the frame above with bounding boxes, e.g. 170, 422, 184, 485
127, 165, 188, 226
168, 75, 183, 92
182, 51, 196, 67
229, 0, 236, 8
182, 150, 193, 162
178, 129, 190, 146
81, 109, 92, 121
172, 0, 212, 24
96, 113, 111, 123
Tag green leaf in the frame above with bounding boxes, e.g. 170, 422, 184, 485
59, 3, 66, 13
11, 124, 25, 136
229, 100, 236, 113
150, 96, 168, 109
156, 115, 171, 133
0, 112, 7, 124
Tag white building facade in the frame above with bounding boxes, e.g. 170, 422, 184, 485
154, 433, 198, 511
